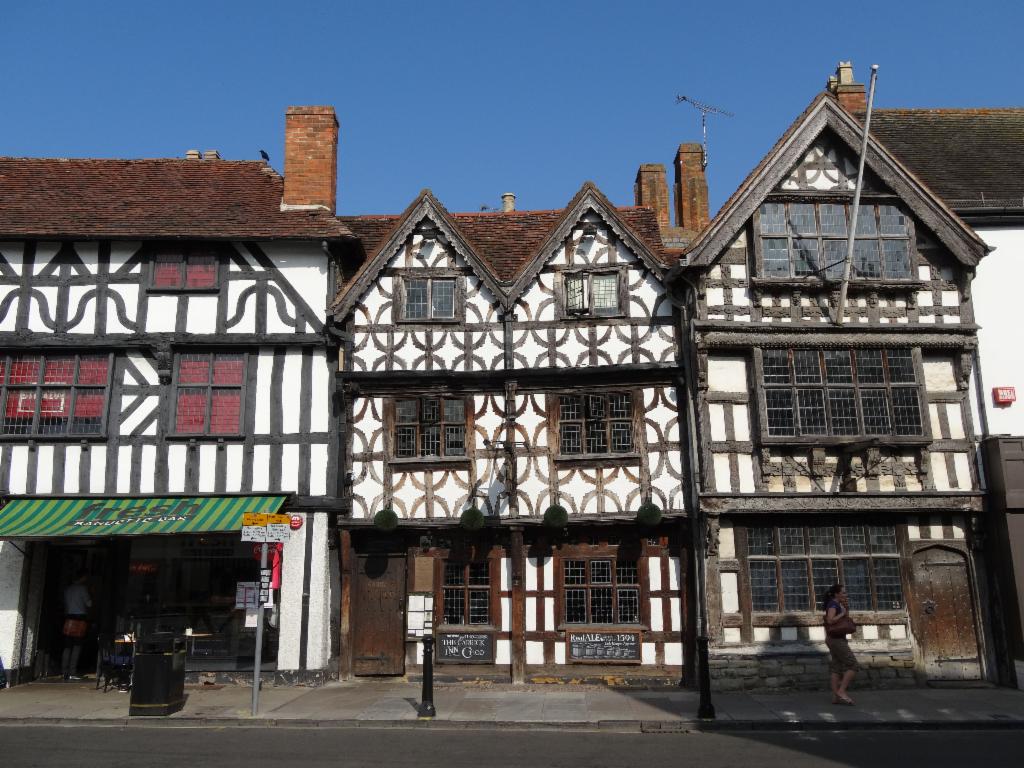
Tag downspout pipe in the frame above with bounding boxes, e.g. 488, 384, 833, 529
669, 264, 715, 719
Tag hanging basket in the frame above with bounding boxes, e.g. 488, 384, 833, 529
636, 500, 662, 527
460, 506, 485, 531
543, 504, 569, 529
373, 507, 399, 532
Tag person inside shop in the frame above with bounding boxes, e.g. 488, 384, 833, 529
61, 570, 92, 681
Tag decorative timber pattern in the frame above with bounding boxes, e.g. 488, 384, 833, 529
0, 239, 336, 501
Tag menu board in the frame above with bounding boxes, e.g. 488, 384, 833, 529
437, 633, 494, 663
567, 631, 641, 661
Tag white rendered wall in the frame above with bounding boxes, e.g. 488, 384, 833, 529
0, 541, 26, 674
973, 227, 1024, 436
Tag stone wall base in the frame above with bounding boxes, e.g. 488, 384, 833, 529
709, 651, 917, 692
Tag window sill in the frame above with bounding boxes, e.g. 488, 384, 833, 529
759, 435, 929, 449
0, 434, 107, 443
749, 277, 927, 292
145, 287, 221, 295
558, 623, 648, 632
389, 456, 472, 470
554, 452, 641, 467
395, 318, 464, 326
436, 625, 496, 632
165, 433, 246, 442
561, 313, 628, 321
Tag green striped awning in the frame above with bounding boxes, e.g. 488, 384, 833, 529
0, 496, 287, 538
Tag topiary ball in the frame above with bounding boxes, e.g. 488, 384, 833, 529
373, 507, 398, 531
543, 504, 569, 529
460, 506, 485, 531
636, 500, 662, 527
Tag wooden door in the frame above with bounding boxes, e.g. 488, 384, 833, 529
352, 553, 406, 676
910, 547, 981, 680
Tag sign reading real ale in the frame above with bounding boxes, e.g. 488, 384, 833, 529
567, 631, 641, 661
437, 633, 494, 663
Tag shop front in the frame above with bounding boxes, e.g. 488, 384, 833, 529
339, 521, 689, 685
0, 495, 288, 683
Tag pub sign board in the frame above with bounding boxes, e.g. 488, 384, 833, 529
437, 633, 494, 663
567, 631, 641, 662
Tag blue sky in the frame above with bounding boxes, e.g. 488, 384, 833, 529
4, 1, 1019, 217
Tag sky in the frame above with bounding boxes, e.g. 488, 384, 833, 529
3, 1, 1020, 218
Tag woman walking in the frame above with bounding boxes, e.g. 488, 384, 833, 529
823, 582, 858, 705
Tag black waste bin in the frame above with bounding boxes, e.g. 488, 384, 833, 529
129, 633, 186, 716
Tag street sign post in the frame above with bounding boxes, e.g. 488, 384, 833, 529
241, 512, 290, 715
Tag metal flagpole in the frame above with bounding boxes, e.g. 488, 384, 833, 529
251, 541, 268, 716
834, 64, 879, 326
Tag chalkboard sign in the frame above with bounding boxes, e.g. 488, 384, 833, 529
567, 631, 641, 662
437, 633, 494, 663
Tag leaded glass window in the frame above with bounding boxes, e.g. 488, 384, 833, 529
393, 397, 467, 458
443, 562, 491, 625
402, 277, 458, 320
563, 271, 622, 317
559, 393, 633, 455
562, 558, 640, 624
746, 523, 903, 614
756, 202, 913, 280
762, 348, 923, 438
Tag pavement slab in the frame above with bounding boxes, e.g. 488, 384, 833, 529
1, 678, 1023, 730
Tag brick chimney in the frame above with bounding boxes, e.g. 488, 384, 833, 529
634, 164, 670, 229
283, 105, 338, 212
674, 143, 709, 232
827, 61, 866, 113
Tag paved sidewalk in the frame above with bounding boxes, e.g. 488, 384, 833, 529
1, 678, 1023, 731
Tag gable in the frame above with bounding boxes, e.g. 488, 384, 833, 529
685, 95, 988, 269
507, 183, 667, 303
777, 133, 883, 194
332, 191, 505, 319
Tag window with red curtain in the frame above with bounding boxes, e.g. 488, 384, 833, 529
152, 249, 219, 290
174, 353, 245, 434
0, 354, 110, 436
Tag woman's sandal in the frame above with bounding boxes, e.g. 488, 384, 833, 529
832, 695, 855, 706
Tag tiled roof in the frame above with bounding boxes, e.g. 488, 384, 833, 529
863, 109, 1024, 209
0, 157, 352, 239
339, 205, 668, 284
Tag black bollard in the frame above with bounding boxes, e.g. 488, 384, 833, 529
418, 636, 436, 718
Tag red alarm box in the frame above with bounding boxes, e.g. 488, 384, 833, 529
993, 387, 1016, 405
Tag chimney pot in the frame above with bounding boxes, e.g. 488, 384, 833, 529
283, 105, 339, 212
202, 149, 221, 161
674, 144, 710, 233
634, 164, 670, 229
501, 192, 516, 213
185, 149, 201, 160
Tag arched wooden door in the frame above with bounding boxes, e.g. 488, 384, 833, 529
909, 546, 981, 680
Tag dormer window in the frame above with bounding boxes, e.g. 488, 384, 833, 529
756, 202, 913, 281
150, 247, 219, 290
563, 271, 622, 318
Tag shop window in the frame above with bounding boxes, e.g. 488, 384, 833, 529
442, 562, 490, 625
0, 353, 111, 436
172, 352, 245, 435
400, 276, 459, 321
756, 202, 913, 280
393, 397, 467, 458
151, 248, 219, 290
744, 524, 904, 613
761, 348, 923, 438
563, 270, 623, 318
559, 393, 634, 456
562, 558, 640, 624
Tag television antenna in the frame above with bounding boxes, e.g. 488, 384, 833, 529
676, 95, 734, 169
